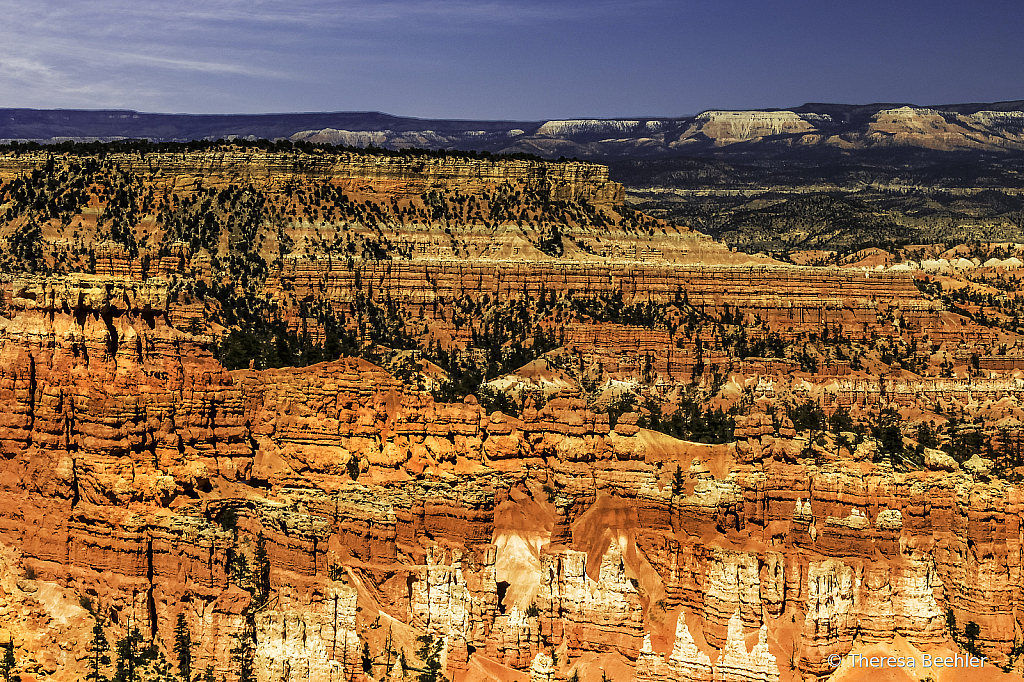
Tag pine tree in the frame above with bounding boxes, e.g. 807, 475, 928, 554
415, 635, 448, 682
113, 627, 144, 682
0, 642, 15, 682
229, 553, 250, 590
173, 613, 192, 682
85, 621, 111, 682
230, 630, 255, 682
254, 533, 270, 607
362, 640, 373, 674
672, 465, 686, 496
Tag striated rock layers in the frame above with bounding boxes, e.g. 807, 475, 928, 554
272, 258, 936, 338
0, 273, 1022, 681
0, 151, 624, 208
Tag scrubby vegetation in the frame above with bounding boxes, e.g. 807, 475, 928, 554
619, 151, 1024, 252
7, 141, 1024, 467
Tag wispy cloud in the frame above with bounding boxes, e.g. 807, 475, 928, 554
58, 0, 639, 28
0, 0, 668, 115
0, 53, 158, 111
0, 55, 58, 82
1, 0, 649, 44
66, 43, 291, 79
0, 0, 304, 109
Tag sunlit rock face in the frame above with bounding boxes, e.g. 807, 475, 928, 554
0, 149, 1022, 682
693, 110, 824, 145
1, 286, 1022, 680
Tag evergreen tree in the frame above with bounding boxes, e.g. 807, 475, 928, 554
85, 621, 111, 682
415, 635, 448, 682
113, 628, 144, 682
380, 627, 396, 677
254, 533, 271, 607
230, 630, 255, 682
964, 621, 983, 658
173, 613, 192, 682
0, 642, 16, 682
362, 640, 373, 674
230, 553, 250, 590
672, 465, 686, 496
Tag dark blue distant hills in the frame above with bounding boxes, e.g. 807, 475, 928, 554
3, 101, 1024, 160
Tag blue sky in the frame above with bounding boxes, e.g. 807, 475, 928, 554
0, 0, 1021, 118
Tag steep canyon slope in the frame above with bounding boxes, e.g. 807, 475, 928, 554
0, 146, 1022, 682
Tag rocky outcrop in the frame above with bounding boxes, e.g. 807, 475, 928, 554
1, 337, 1023, 680
0, 259, 1021, 681
636, 616, 714, 682
0, 145, 1021, 682
534, 542, 645, 659
693, 110, 823, 145
255, 583, 362, 681
718, 611, 778, 682
865, 107, 1024, 152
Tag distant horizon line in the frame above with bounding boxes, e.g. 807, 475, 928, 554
3, 98, 1023, 121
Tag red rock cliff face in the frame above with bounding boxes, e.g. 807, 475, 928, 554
0, 151, 625, 206
272, 259, 940, 340
0, 275, 1022, 681
0, 150, 1019, 682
